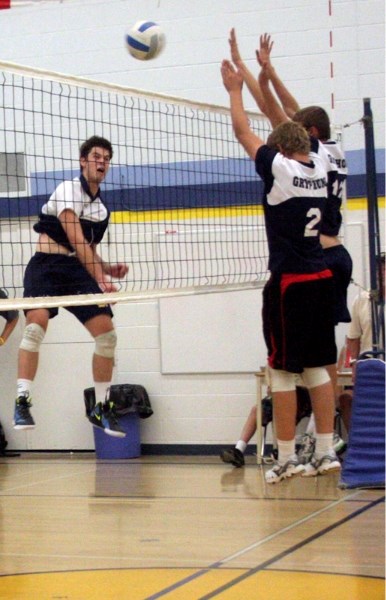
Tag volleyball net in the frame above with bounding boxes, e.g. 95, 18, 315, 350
0, 60, 272, 311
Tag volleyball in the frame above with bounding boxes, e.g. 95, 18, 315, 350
125, 21, 166, 61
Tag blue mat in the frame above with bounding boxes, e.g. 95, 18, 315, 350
340, 358, 385, 489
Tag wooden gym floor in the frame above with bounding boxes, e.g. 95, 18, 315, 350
0, 453, 384, 600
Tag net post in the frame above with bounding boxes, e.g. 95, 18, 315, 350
363, 97, 384, 352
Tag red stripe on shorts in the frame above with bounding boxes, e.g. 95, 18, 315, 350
280, 269, 333, 295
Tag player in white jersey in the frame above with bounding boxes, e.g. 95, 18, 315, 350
13, 136, 129, 438
221, 59, 340, 483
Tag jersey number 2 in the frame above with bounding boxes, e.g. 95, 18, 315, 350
304, 208, 321, 237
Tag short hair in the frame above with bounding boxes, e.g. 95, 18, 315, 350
79, 136, 113, 160
268, 121, 311, 155
292, 106, 331, 140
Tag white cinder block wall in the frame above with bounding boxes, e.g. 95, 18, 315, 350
0, 0, 384, 450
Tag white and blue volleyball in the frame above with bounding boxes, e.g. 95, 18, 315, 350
126, 21, 166, 61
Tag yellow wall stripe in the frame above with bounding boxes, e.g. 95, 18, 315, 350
110, 197, 385, 224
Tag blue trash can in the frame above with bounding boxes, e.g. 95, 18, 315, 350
93, 412, 141, 459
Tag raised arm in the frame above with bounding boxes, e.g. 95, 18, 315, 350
229, 30, 289, 129
229, 28, 267, 115
258, 65, 289, 129
257, 33, 300, 119
221, 59, 264, 160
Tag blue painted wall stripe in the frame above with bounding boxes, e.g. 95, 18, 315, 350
1, 174, 384, 219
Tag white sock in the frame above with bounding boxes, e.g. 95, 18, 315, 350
236, 440, 247, 453
306, 413, 316, 435
277, 439, 296, 465
94, 382, 111, 405
315, 433, 334, 458
17, 379, 33, 398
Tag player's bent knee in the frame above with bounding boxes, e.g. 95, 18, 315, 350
94, 330, 117, 358
266, 366, 297, 392
20, 323, 46, 352
301, 367, 330, 389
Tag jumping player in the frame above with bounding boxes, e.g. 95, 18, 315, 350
221, 59, 341, 482
229, 30, 352, 330
13, 136, 128, 438
228, 29, 352, 459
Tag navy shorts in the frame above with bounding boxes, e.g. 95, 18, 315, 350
323, 244, 353, 324
262, 271, 337, 373
23, 253, 113, 324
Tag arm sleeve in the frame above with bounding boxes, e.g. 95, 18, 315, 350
48, 180, 84, 218
312, 139, 343, 236
255, 145, 276, 183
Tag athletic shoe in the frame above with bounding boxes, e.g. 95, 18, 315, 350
265, 457, 305, 484
220, 448, 245, 468
88, 401, 126, 438
333, 432, 347, 455
13, 394, 35, 430
302, 452, 341, 477
296, 433, 316, 465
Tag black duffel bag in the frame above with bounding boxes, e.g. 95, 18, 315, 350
84, 384, 153, 419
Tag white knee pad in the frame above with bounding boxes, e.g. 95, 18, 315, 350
94, 330, 117, 358
301, 367, 330, 389
20, 323, 45, 352
266, 366, 297, 393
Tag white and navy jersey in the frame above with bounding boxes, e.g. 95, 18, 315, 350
320, 139, 347, 236
34, 175, 110, 252
255, 144, 330, 275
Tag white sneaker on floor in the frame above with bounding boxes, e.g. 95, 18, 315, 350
265, 457, 305, 484
302, 453, 341, 477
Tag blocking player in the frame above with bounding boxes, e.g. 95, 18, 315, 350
229, 29, 352, 332
228, 29, 352, 460
221, 59, 340, 483
13, 136, 128, 438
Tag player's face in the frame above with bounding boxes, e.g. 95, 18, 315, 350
81, 146, 111, 185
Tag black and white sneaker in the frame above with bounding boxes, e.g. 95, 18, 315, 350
88, 401, 126, 438
333, 433, 347, 455
296, 433, 316, 465
302, 452, 341, 477
265, 457, 305, 484
220, 448, 245, 468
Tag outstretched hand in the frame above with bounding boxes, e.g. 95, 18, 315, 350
229, 28, 243, 67
221, 59, 243, 93
256, 33, 274, 69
